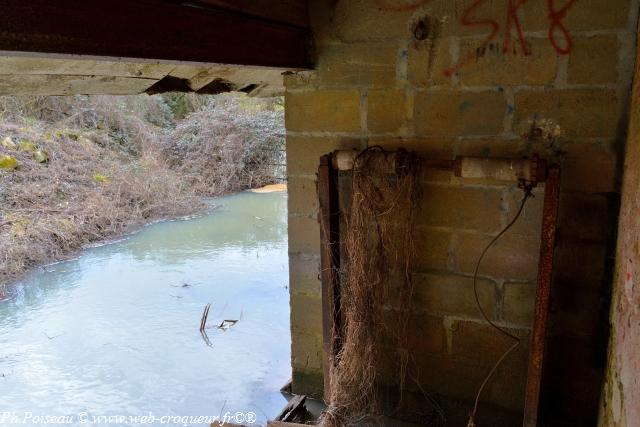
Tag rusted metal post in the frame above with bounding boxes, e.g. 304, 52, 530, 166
523, 165, 561, 427
318, 154, 341, 401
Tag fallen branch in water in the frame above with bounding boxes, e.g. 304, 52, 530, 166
199, 303, 212, 332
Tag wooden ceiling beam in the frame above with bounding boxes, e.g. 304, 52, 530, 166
0, 0, 311, 69
178, 0, 309, 28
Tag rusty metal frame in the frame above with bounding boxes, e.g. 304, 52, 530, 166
318, 154, 341, 401
523, 165, 561, 427
317, 153, 562, 422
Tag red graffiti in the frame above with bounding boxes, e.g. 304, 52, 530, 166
444, 0, 575, 76
504, 0, 530, 55
374, 0, 431, 12
444, 0, 500, 77
547, 0, 576, 54
460, 0, 501, 39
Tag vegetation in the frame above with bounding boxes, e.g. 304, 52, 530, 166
0, 93, 285, 285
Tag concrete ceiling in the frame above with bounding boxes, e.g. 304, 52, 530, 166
0, 55, 285, 96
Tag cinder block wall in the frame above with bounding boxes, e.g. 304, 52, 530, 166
285, 0, 638, 423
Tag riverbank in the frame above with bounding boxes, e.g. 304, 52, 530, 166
0, 94, 284, 286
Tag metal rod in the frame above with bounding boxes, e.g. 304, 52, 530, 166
523, 165, 561, 427
330, 150, 548, 184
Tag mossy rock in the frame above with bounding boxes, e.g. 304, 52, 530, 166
1, 136, 16, 150
0, 154, 18, 170
18, 139, 37, 152
33, 149, 50, 163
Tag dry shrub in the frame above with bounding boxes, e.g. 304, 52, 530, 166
0, 92, 284, 286
321, 148, 421, 427
0, 122, 200, 284
163, 93, 285, 196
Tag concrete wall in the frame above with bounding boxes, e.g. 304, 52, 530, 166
285, 0, 638, 423
599, 19, 640, 427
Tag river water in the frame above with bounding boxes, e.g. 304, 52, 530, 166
0, 191, 291, 426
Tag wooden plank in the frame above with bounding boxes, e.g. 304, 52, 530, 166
0, 0, 310, 69
0, 74, 156, 95
318, 154, 341, 401
523, 166, 561, 427
275, 395, 307, 422
0, 57, 175, 79
186, 0, 309, 28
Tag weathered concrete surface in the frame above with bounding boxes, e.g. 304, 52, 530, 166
599, 21, 640, 427
0, 56, 285, 96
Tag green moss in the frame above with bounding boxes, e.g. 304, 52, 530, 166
18, 139, 37, 152
93, 173, 111, 184
0, 154, 18, 170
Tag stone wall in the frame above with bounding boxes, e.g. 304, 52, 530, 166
285, 0, 638, 423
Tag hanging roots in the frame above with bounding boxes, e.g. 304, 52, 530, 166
321, 147, 420, 427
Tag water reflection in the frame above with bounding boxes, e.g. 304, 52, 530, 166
0, 192, 290, 427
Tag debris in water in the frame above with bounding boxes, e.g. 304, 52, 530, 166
217, 319, 238, 331
171, 281, 193, 288
199, 303, 212, 333
43, 332, 64, 340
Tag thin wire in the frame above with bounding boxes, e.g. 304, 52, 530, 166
468, 185, 533, 427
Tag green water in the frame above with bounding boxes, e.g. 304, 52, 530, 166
0, 192, 291, 426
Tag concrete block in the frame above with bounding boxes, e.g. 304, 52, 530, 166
288, 215, 320, 255
522, 0, 630, 31
568, 35, 619, 85
456, 37, 558, 86
453, 231, 540, 281
407, 38, 452, 87
288, 253, 321, 297
513, 89, 622, 139
414, 226, 452, 272
333, 0, 414, 41
417, 184, 504, 233
316, 42, 398, 88
503, 282, 536, 327
291, 369, 323, 399
287, 176, 318, 217
413, 272, 498, 320
285, 90, 361, 132
291, 331, 324, 372
502, 186, 544, 238
368, 89, 407, 133
451, 320, 530, 366
290, 293, 322, 335
415, 90, 506, 137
